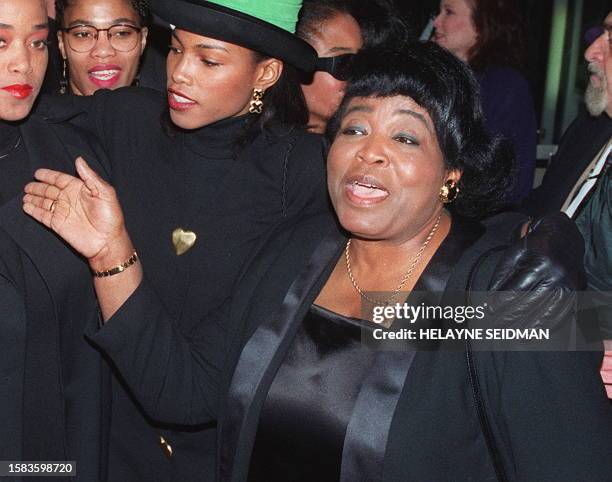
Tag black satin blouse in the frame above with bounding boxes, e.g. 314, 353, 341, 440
249, 305, 376, 482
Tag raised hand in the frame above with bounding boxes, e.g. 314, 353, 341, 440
23, 157, 126, 260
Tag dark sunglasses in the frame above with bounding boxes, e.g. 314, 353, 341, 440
315, 54, 356, 81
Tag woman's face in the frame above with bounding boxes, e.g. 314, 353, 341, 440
301, 12, 363, 133
0, 0, 48, 122
57, 0, 147, 96
327, 95, 460, 243
433, 0, 477, 62
166, 29, 281, 130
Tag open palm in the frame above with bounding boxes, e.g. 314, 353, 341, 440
23, 157, 125, 259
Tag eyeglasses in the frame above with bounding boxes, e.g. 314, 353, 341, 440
61, 24, 142, 53
315, 54, 356, 81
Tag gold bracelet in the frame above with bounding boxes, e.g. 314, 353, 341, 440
91, 251, 139, 278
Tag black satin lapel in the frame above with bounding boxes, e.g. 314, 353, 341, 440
340, 350, 416, 482
220, 228, 345, 482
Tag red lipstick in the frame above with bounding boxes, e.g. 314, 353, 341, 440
2, 84, 33, 99
167, 88, 197, 111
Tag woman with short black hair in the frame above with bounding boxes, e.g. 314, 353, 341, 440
26, 41, 612, 481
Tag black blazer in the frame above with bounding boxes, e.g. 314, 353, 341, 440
88, 212, 612, 481
0, 109, 112, 481
522, 112, 612, 217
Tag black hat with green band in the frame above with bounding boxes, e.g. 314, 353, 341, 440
151, 0, 317, 72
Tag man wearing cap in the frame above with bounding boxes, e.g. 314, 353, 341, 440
523, 11, 612, 397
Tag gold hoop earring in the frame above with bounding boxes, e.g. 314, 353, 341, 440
439, 179, 459, 204
249, 88, 264, 114
59, 59, 68, 95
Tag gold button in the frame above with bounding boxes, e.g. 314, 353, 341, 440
159, 435, 173, 459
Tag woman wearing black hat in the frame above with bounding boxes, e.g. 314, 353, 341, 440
26, 0, 328, 480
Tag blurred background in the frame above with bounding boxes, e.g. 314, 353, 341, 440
399, 0, 610, 146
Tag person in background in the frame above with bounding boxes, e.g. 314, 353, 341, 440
296, 0, 363, 134
523, 11, 612, 398
433, 0, 537, 204
55, 0, 149, 95
297, 0, 413, 134
41, 0, 65, 94
0, 0, 114, 477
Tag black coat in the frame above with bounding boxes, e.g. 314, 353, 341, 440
522, 112, 612, 217
0, 110, 112, 481
43, 87, 330, 481
87, 211, 612, 481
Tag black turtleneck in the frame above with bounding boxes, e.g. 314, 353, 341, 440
0, 121, 31, 206
178, 114, 247, 213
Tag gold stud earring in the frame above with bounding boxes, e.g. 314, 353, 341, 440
439, 179, 459, 204
249, 88, 264, 114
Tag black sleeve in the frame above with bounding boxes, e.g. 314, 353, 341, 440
83, 215, 319, 427
477, 212, 585, 350
473, 213, 612, 479
85, 277, 229, 426
0, 235, 27, 461
51, 88, 165, 178
475, 350, 612, 481
283, 132, 331, 220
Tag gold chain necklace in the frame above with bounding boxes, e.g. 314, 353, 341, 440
345, 212, 442, 306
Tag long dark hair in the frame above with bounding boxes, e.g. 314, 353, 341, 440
467, 0, 526, 72
328, 41, 515, 219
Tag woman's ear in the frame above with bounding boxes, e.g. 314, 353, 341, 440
254, 58, 284, 92
57, 31, 66, 60
139, 27, 149, 55
446, 168, 463, 185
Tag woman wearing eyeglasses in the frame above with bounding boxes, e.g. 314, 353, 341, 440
55, 0, 149, 95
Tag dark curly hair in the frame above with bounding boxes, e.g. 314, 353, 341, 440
467, 0, 526, 72
55, 0, 151, 27
327, 41, 515, 219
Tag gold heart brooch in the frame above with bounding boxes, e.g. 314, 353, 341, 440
172, 228, 197, 256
